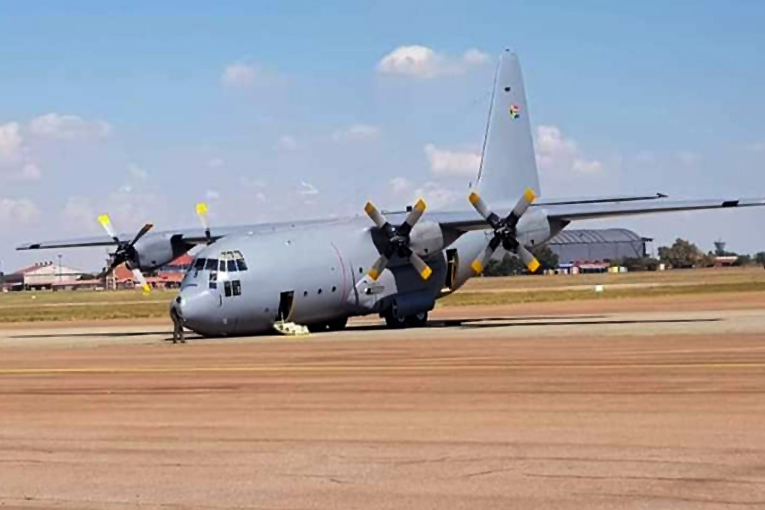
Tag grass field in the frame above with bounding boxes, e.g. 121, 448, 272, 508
1, 267, 763, 323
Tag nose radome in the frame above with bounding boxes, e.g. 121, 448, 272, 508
177, 287, 215, 332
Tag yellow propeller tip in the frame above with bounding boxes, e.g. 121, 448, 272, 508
471, 260, 484, 275
527, 259, 540, 273
468, 192, 480, 205
414, 198, 427, 213
97, 214, 111, 225
195, 202, 208, 214
368, 268, 380, 281
420, 266, 433, 280
141, 284, 151, 294
523, 188, 537, 203
364, 202, 376, 215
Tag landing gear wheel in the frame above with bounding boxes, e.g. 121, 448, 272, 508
327, 317, 348, 332
384, 308, 408, 329
406, 311, 429, 328
307, 322, 329, 333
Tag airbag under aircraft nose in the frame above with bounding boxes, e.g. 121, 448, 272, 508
176, 286, 218, 335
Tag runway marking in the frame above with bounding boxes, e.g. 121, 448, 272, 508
2, 361, 765, 376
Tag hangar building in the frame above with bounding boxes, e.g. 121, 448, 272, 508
547, 228, 651, 264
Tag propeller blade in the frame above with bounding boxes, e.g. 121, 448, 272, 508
468, 191, 492, 220
470, 236, 503, 275
364, 201, 389, 230
367, 255, 389, 281
504, 187, 537, 227
517, 245, 541, 273
196, 202, 212, 243
398, 198, 427, 237
129, 223, 154, 247
131, 268, 151, 294
408, 252, 433, 281
96, 261, 118, 280
97, 214, 119, 243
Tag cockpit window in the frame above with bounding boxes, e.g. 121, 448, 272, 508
194, 258, 206, 270
219, 260, 226, 272
227, 259, 238, 272
205, 258, 218, 271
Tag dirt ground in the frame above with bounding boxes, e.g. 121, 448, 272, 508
1, 293, 765, 509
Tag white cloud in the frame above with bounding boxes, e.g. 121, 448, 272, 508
0, 197, 39, 228
424, 143, 481, 177
240, 177, 268, 202
205, 189, 220, 201
28, 113, 112, 140
331, 124, 381, 142
413, 181, 459, 209
127, 164, 148, 181
19, 163, 42, 182
221, 62, 258, 87
389, 177, 411, 194
746, 141, 765, 152
207, 158, 225, 169
61, 197, 96, 231
535, 125, 604, 176
377, 45, 489, 79
278, 135, 298, 151
677, 151, 700, 166
0, 122, 23, 162
299, 181, 319, 196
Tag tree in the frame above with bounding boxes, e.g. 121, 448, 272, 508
483, 253, 526, 276
532, 245, 559, 273
658, 238, 705, 268
734, 254, 753, 267
620, 257, 660, 272
755, 252, 765, 266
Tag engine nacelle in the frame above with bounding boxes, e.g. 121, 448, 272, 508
133, 234, 191, 271
409, 221, 461, 258
516, 209, 556, 248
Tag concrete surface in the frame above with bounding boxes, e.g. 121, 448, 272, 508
1, 294, 764, 509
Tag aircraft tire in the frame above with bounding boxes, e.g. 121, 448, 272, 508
327, 317, 348, 331
384, 309, 408, 329
405, 311, 429, 328
307, 322, 329, 333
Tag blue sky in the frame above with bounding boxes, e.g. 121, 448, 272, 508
1, 1, 764, 271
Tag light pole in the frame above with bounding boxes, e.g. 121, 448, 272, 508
58, 254, 62, 287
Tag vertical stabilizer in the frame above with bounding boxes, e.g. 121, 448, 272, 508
476, 51, 540, 202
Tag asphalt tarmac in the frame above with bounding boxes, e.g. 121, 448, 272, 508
1, 294, 764, 509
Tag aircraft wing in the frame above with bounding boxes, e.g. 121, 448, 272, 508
407, 196, 765, 233
16, 218, 339, 251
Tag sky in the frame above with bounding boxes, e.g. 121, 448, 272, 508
1, 0, 764, 272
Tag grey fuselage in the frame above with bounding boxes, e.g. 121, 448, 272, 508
173, 210, 557, 336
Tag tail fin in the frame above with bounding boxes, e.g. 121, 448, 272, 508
476, 51, 541, 202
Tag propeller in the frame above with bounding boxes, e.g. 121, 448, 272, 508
195, 202, 212, 244
364, 199, 432, 281
96, 214, 153, 293
468, 188, 541, 275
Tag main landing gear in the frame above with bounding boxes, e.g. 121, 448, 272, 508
307, 316, 349, 333
383, 309, 429, 329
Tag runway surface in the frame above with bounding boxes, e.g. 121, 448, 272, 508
1, 295, 765, 509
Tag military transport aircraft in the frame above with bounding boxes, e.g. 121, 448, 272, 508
18, 50, 765, 339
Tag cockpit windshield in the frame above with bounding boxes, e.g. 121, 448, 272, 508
187, 251, 249, 278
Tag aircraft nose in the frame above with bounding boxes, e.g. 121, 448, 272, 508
173, 286, 217, 333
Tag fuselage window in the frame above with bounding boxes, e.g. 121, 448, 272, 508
205, 258, 218, 271
224, 281, 232, 297
232, 280, 241, 296
209, 272, 217, 290
194, 258, 206, 270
